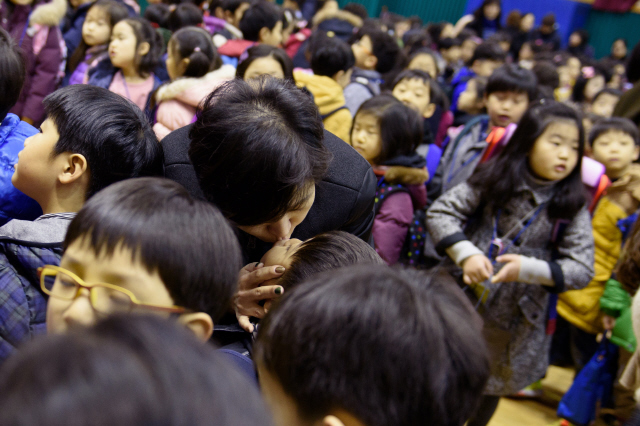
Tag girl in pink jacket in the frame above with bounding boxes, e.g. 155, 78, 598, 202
153, 27, 235, 140
351, 95, 428, 265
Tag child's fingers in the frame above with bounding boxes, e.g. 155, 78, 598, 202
237, 314, 255, 333
463, 273, 473, 285
495, 254, 518, 264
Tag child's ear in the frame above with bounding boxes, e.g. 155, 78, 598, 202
258, 26, 270, 43
58, 153, 88, 185
423, 102, 436, 119
177, 312, 214, 341
137, 41, 150, 57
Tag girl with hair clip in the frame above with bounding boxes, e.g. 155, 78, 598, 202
572, 64, 609, 109
88, 17, 165, 113
0, 0, 67, 126
152, 27, 235, 140
351, 95, 428, 265
427, 101, 595, 426
63, 0, 128, 86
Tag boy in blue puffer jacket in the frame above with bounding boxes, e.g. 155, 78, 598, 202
0, 27, 42, 226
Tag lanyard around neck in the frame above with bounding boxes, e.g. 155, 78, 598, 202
488, 204, 545, 263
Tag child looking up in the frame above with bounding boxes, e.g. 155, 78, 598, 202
351, 95, 427, 265
0, 85, 163, 364
557, 117, 640, 371
254, 265, 490, 426
88, 17, 164, 112
64, 0, 128, 86
344, 27, 400, 115
45, 178, 242, 341
0, 27, 41, 226
0, 0, 66, 126
153, 27, 235, 140
430, 63, 536, 202
427, 101, 595, 426
294, 32, 355, 142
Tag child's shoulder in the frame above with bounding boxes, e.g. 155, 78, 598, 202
0, 214, 75, 245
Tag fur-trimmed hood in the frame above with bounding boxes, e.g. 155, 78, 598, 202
383, 166, 429, 186
154, 64, 236, 106
29, 0, 67, 27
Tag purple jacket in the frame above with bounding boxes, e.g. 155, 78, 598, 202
373, 166, 428, 265
1, 0, 66, 125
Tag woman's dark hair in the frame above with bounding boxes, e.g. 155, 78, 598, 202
189, 77, 331, 227
236, 45, 294, 81
0, 27, 25, 121
120, 17, 163, 77
616, 217, 640, 294
309, 32, 355, 77
170, 27, 222, 77
0, 315, 273, 426
44, 85, 163, 198
571, 64, 609, 103
239, 1, 281, 42
167, 3, 203, 32
353, 95, 423, 164
64, 178, 242, 321
589, 117, 640, 147
469, 101, 586, 220
67, 0, 128, 75
255, 265, 490, 426
144, 3, 171, 28
279, 231, 384, 291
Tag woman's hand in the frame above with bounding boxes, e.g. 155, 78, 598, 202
462, 254, 494, 285
234, 262, 285, 333
491, 254, 521, 284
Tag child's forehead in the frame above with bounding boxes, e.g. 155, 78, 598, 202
595, 129, 634, 142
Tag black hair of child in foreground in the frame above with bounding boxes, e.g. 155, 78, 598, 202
0, 315, 272, 426
45, 177, 242, 341
254, 265, 490, 426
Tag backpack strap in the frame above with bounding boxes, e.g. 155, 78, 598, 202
353, 76, 378, 97
321, 105, 348, 120
446, 114, 490, 162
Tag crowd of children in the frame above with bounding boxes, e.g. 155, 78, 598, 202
0, 0, 640, 425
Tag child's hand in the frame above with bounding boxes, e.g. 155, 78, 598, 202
462, 255, 493, 285
491, 254, 521, 283
235, 262, 285, 333
603, 315, 616, 331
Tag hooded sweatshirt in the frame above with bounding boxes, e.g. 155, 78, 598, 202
294, 70, 351, 142
153, 65, 236, 140
373, 154, 428, 265
1, 0, 67, 125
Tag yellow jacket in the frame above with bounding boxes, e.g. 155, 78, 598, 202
558, 164, 640, 334
294, 71, 352, 143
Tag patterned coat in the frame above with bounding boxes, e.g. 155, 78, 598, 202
426, 178, 594, 395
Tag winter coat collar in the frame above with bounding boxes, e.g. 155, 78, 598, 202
30, 0, 67, 27
154, 65, 236, 104
0, 213, 75, 244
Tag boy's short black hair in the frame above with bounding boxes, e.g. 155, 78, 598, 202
144, 3, 170, 28
221, 0, 249, 13
167, 4, 203, 32
391, 68, 431, 89
239, 1, 281, 42
310, 33, 355, 77
189, 77, 331, 227
279, 231, 383, 291
437, 37, 461, 50
343, 2, 368, 20
0, 27, 25, 121
44, 85, 163, 199
469, 41, 506, 66
589, 117, 640, 147
255, 265, 490, 426
354, 28, 400, 74
533, 60, 560, 90
0, 315, 271, 425
592, 88, 622, 104
64, 178, 242, 322
485, 63, 538, 101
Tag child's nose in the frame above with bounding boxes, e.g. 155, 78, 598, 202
62, 290, 97, 328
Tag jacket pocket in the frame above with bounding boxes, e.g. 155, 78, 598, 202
518, 294, 546, 327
